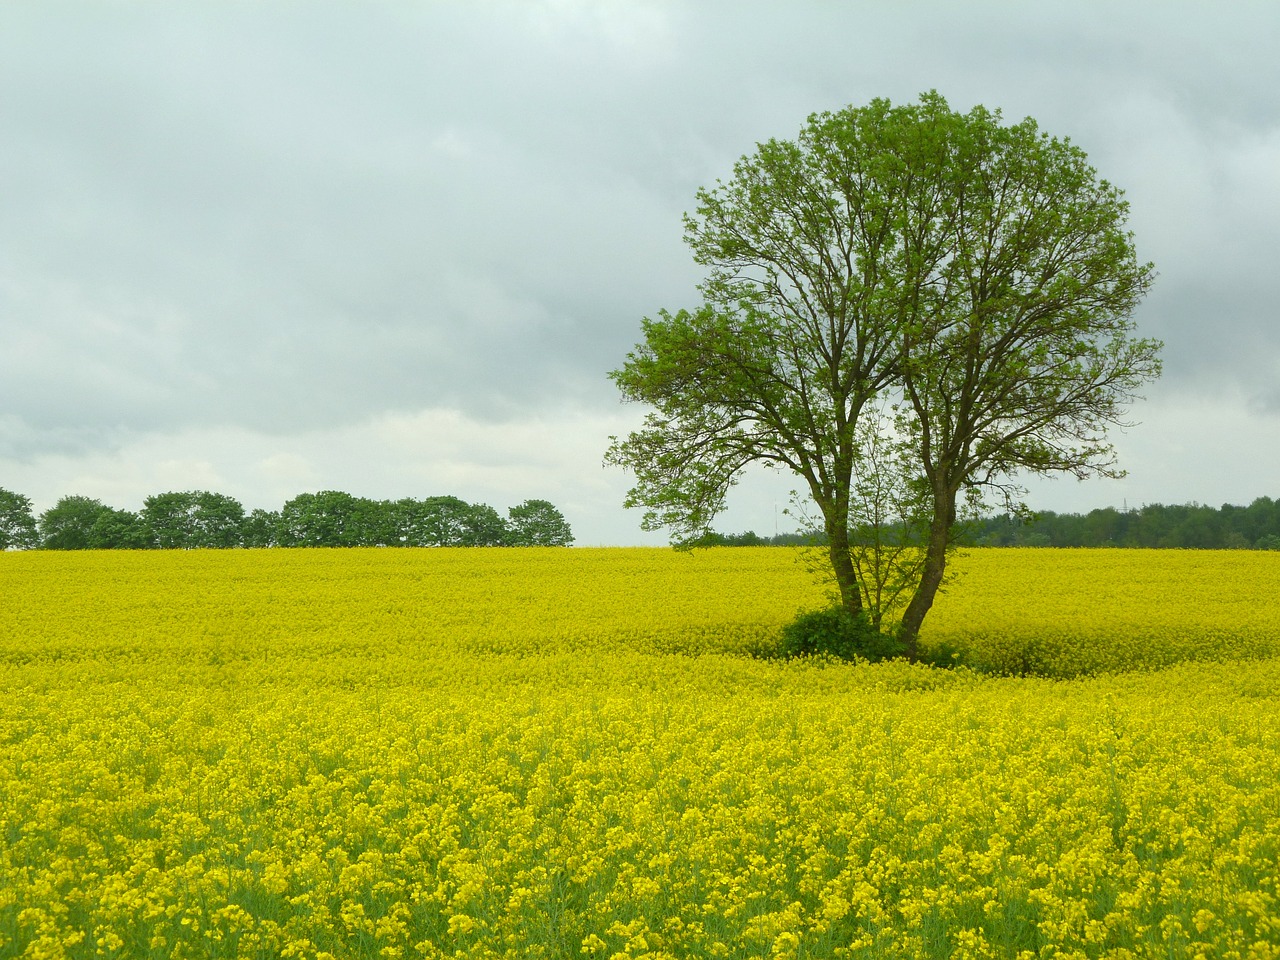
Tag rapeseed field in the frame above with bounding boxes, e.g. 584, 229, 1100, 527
2, 548, 1279, 959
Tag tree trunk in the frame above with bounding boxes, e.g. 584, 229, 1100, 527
826, 519, 863, 618
897, 489, 956, 660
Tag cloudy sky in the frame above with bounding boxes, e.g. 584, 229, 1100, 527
2, 1, 1277, 544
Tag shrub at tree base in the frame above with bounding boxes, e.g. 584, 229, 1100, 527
778, 606, 904, 662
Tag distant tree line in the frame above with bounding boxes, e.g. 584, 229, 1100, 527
0, 488, 574, 550
693, 497, 1280, 551
969, 498, 1280, 550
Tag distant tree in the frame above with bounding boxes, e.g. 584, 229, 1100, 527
352, 496, 395, 546
1243, 496, 1278, 544
768, 530, 822, 546
142, 490, 245, 548
387, 497, 499, 546
387, 498, 427, 546
1158, 504, 1194, 548
242, 508, 280, 548
142, 492, 197, 548
39, 496, 107, 550
1224, 531, 1251, 550
1129, 504, 1169, 547
1083, 508, 1124, 547
505, 499, 574, 546
688, 529, 768, 547
1178, 504, 1221, 549
411, 496, 485, 546
1047, 511, 1088, 548
1220, 502, 1245, 545
0, 487, 39, 550
87, 507, 151, 549
278, 492, 328, 546
466, 502, 510, 546
191, 491, 247, 547
277, 491, 389, 547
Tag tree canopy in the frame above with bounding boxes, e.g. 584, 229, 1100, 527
607, 91, 1160, 654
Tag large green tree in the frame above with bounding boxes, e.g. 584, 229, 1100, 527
607, 92, 1159, 649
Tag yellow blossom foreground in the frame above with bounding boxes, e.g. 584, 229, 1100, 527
2, 548, 1279, 959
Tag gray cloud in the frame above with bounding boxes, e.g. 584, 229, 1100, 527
2, 2, 718, 452
2, 1, 1278, 540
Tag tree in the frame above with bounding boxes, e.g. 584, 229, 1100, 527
242, 508, 280, 548
465, 502, 510, 546
0, 487, 39, 550
1244, 496, 1278, 544
38, 496, 107, 549
395, 496, 500, 546
87, 507, 151, 549
607, 91, 1159, 652
506, 499, 575, 546
875, 99, 1160, 651
142, 491, 246, 548
189, 491, 247, 548
392, 496, 472, 546
277, 491, 389, 547
387, 498, 428, 546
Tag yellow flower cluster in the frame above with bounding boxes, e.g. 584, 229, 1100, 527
924, 549, 1280, 676
0, 547, 822, 666
1, 548, 1278, 959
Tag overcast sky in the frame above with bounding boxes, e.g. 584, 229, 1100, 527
3, 1, 1277, 544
